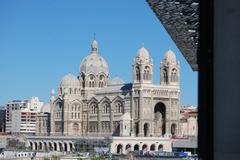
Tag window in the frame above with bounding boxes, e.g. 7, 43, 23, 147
115, 102, 123, 113
171, 68, 178, 82
89, 75, 95, 88
136, 66, 140, 81
103, 103, 110, 113
91, 103, 98, 114
144, 66, 151, 80
163, 69, 168, 83
99, 75, 105, 88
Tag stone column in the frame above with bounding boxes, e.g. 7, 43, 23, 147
56, 142, 60, 151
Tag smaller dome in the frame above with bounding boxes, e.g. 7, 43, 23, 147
60, 74, 80, 87
120, 112, 131, 121
40, 103, 50, 113
164, 49, 177, 63
137, 47, 150, 60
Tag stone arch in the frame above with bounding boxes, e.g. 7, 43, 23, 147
43, 142, 47, 151
34, 142, 37, 150
69, 142, 73, 152
59, 142, 63, 152
125, 144, 131, 153
154, 102, 166, 136
117, 144, 123, 154
150, 144, 156, 151
39, 142, 43, 150
54, 142, 57, 151
64, 143, 68, 152
142, 144, 148, 151
29, 142, 33, 150
134, 144, 140, 151
134, 122, 139, 137
171, 123, 177, 136
143, 122, 150, 137
49, 142, 53, 151
158, 144, 163, 151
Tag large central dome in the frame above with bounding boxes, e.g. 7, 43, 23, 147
80, 39, 109, 76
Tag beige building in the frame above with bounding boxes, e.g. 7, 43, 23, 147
179, 106, 198, 137
49, 38, 181, 138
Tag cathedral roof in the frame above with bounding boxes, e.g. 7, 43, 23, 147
163, 49, 177, 64
107, 77, 125, 85
60, 73, 80, 87
136, 47, 150, 61
80, 38, 109, 75
96, 83, 132, 94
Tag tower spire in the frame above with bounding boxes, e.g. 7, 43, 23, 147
91, 33, 98, 53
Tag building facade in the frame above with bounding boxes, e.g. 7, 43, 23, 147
50, 38, 181, 138
179, 106, 198, 137
5, 97, 44, 135
0, 107, 6, 133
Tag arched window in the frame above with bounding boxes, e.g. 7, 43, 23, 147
171, 68, 178, 82
144, 66, 151, 80
115, 102, 123, 113
78, 112, 80, 119
89, 75, 95, 88
69, 88, 72, 94
103, 103, 110, 113
135, 66, 140, 81
99, 75, 105, 88
91, 103, 98, 114
163, 69, 168, 83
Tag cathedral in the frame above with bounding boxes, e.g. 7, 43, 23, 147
50, 38, 180, 138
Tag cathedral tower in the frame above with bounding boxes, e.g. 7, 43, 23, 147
160, 49, 180, 86
132, 46, 153, 84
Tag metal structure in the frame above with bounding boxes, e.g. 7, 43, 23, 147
147, 0, 199, 71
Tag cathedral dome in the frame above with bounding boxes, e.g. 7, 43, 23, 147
40, 103, 50, 113
80, 39, 109, 75
60, 74, 80, 87
137, 47, 150, 60
164, 49, 177, 64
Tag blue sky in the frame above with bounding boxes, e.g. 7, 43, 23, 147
0, 0, 197, 106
